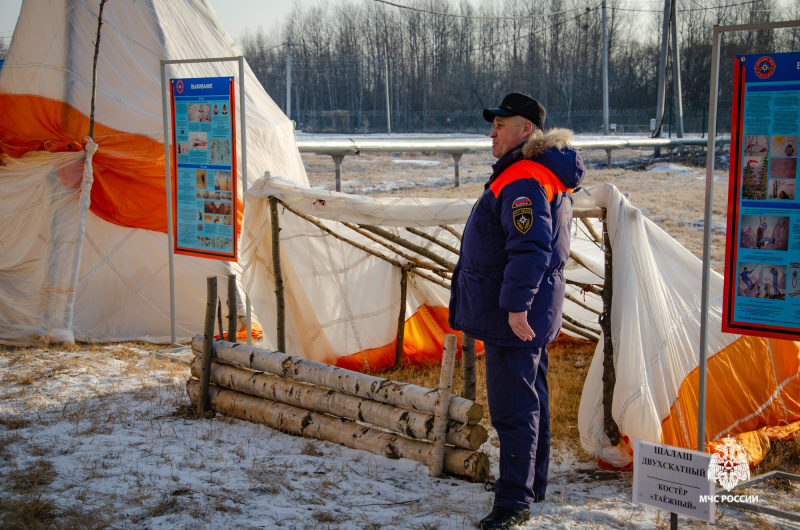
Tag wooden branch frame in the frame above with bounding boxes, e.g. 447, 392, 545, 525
405, 227, 460, 255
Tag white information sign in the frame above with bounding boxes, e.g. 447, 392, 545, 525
632, 439, 716, 523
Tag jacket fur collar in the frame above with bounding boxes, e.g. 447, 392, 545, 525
521, 128, 574, 159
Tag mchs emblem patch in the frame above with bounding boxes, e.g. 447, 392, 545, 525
513, 208, 533, 233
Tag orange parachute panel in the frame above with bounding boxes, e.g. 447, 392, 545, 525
335, 305, 485, 373
660, 336, 800, 465
0, 94, 243, 233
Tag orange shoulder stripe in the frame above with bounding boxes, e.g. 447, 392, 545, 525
489, 160, 572, 201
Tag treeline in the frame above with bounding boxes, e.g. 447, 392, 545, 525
241, 0, 800, 133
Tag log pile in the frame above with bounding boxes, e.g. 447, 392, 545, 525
187, 336, 490, 482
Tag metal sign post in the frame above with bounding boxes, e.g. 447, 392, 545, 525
159, 56, 249, 346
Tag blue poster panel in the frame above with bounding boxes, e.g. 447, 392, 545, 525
723, 52, 800, 340
169, 76, 237, 261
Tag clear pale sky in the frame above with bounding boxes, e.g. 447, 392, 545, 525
0, 0, 317, 46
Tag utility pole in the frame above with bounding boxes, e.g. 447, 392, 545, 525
285, 37, 292, 120
602, 0, 609, 136
654, 0, 672, 157
385, 45, 391, 135
670, 0, 684, 139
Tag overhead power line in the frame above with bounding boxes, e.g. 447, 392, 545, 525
283, 5, 600, 62
612, 0, 762, 13
373, 0, 598, 20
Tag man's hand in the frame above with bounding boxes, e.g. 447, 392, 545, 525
509, 311, 535, 341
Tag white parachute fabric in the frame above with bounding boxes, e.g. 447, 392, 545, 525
576, 183, 738, 467
0, 145, 94, 344
241, 177, 603, 363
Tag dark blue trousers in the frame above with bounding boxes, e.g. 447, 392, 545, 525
485, 342, 550, 511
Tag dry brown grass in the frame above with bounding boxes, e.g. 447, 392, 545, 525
0, 457, 112, 529
754, 434, 800, 476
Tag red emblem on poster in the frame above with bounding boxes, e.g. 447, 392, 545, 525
754, 56, 775, 79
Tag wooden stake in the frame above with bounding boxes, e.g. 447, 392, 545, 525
186, 380, 489, 481
227, 274, 237, 342
217, 297, 223, 340
461, 334, 476, 401
191, 337, 483, 424
430, 334, 457, 477
395, 268, 408, 369
189, 358, 488, 450
600, 217, 620, 446
269, 196, 286, 353
198, 276, 217, 416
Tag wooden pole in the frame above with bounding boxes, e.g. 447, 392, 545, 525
569, 251, 604, 279
562, 321, 600, 341
227, 274, 237, 342
461, 334, 476, 401
439, 225, 462, 242
269, 196, 286, 353
357, 224, 457, 271
186, 380, 489, 481
191, 337, 483, 424
565, 292, 602, 316
198, 276, 217, 416
600, 217, 620, 446
189, 358, 488, 450
395, 268, 408, 369
562, 313, 602, 336
580, 217, 603, 245
276, 199, 450, 289
430, 334, 457, 477
566, 279, 603, 297
343, 222, 451, 275
87, 0, 108, 138
405, 227, 460, 255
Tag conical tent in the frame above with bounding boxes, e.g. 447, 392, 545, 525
0, 0, 306, 343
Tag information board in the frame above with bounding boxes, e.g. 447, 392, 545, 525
632, 439, 716, 523
723, 52, 800, 339
169, 76, 238, 261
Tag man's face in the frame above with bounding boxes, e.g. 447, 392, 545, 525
489, 116, 531, 158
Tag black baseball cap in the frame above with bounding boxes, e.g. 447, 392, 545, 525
483, 92, 546, 131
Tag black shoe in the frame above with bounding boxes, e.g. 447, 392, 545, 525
532, 494, 545, 503
478, 506, 532, 529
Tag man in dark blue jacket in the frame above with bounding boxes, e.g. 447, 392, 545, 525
449, 93, 585, 529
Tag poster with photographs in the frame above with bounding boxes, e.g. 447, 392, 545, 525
169, 76, 237, 262
723, 52, 800, 340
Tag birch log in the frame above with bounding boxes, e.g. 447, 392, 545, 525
186, 380, 489, 482
191, 336, 483, 424
430, 334, 457, 477
189, 357, 488, 450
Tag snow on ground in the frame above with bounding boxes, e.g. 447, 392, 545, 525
1, 345, 795, 529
